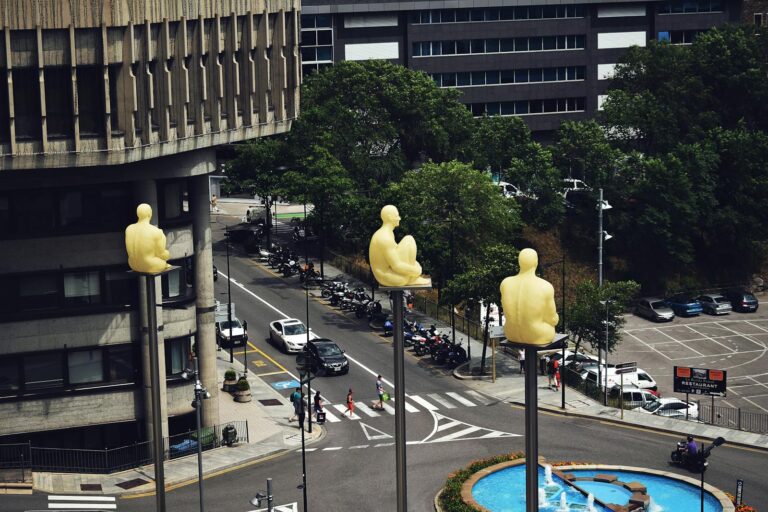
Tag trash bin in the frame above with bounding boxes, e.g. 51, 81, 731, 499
222, 424, 238, 447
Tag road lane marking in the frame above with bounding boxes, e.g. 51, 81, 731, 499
409, 395, 438, 411
252, 370, 288, 377
247, 341, 289, 373
427, 393, 457, 408
446, 392, 476, 407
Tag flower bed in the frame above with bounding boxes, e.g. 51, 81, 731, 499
439, 452, 524, 512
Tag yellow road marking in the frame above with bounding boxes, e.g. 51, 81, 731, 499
121, 450, 290, 499
252, 370, 288, 377
248, 341, 288, 372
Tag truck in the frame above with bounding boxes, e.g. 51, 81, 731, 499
214, 301, 248, 347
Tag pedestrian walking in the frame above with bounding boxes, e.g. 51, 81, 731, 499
313, 390, 324, 420
210, 194, 219, 212
546, 356, 554, 388
296, 392, 307, 431
553, 359, 561, 391
289, 387, 302, 422
345, 388, 355, 417
375, 375, 384, 410
518, 349, 525, 374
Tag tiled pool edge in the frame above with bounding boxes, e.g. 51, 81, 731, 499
454, 460, 735, 512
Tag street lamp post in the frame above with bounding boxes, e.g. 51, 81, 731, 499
182, 357, 211, 512
597, 188, 612, 287
304, 201, 312, 435
698, 437, 725, 512
250, 478, 274, 512
225, 227, 233, 364
298, 368, 310, 512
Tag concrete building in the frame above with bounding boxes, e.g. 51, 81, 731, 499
0, 0, 300, 451
300, 0, 742, 139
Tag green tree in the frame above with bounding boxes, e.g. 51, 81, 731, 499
506, 143, 564, 229
385, 161, 522, 293
565, 280, 640, 362
470, 115, 532, 178
552, 120, 620, 189
226, 137, 288, 199
444, 244, 520, 374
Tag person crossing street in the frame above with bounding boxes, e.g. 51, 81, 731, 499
374, 375, 385, 410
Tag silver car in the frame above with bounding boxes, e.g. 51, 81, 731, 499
634, 297, 675, 322
697, 294, 732, 315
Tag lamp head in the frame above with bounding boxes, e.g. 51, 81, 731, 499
604, 231, 613, 241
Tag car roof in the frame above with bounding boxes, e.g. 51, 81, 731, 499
639, 296, 665, 302
278, 318, 302, 325
698, 293, 724, 299
310, 338, 337, 345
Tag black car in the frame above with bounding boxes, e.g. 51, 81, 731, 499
297, 339, 349, 376
721, 289, 759, 313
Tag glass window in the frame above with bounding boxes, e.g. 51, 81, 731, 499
543, 6, 557, 18
317, 47, 333, 61
420, 11, 431, 24
456, 72, 471, 86
104, 270, 136, 306
0, 359, 20, 394
486, 103, 500, 115
486, 71, 500, 84
24, 352, 64, 390
543, 68, 557, 81
315, 15, 331, 27
0, 195, 10, 235
471, 71, 486, 85
514, 7, 528, 19
317, 31, 332, 45
710, 0, 722, 11
500, 39, 514, 52
68, 349, 104, 384
500, 70, 515, 83
530, 6, 543, 18
302, 47, 317, 61
301, 31, 316, 45
59, 191, 84, 228
514, 38, 528, 52
442, 73, 456, 87
486, 8, 499, 21
543, 99, 558, 112
486, 39, 499, 53
500, 102, 514, 115
162, 181, 188, 220
301, 15, 315, 28
500, 7, 514, 20
456, 40, 470, 54
529, 69, 543, 82
514, 69, 528, 83
108, 345, 135, 382
45, 67, 74, 138
456, 10, 470, 22
14, 190, 56, 233
12, 67, 42, 140
440, 10, 456, 23
64, 271, 101, 306
530, 100, 543, 113
77, 66, 106, 137
19, 274, 59, 311
442, 41, 456, 55
515, 101, 529, 115
543, 36, 557, 50
471, 40, 485, 54
470, 9, 484, 21
166, 337, 191, 376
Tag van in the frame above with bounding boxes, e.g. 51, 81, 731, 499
620, 387, 659, 409
580, 367, 657, 392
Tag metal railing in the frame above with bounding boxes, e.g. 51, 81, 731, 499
698, 402, 768, 434
0, 420, 248, 475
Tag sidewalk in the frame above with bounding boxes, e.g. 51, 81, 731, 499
33, 352, 324, 496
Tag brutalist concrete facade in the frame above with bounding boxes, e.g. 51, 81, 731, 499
301, 0, 742, 139
0, 0, 300, 450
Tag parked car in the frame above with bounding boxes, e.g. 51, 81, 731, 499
580, 366, 657, 391
635, 398, 699, 420
720, 289, 759, 313
634, 297, 675, 322
697, 294, 732, 315
562, 178, 592, 197
551, 350, 600, 370
269, 318, 318, 353
216, 318, 247, 347
498, 181, 536, 200
620, 387, 660, 409
664, 294, 703, 317
297, 338, 349, 376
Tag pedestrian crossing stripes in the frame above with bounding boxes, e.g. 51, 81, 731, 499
314, 391, 490, 423
48, 495, 117, 510
421, 411, 519, 443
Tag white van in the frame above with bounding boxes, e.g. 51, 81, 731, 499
580, 367, 657, 392
620, 387, 659, 409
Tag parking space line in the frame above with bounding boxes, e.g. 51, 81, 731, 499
684, 325, 737, 353
252, 370, 288, 377
655, 327, 704, 356
624, 331, 673, 360
744, 320, 768, 335
714, 322, 767, 349
247, 341, 289, 373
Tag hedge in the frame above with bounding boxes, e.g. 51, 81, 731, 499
439, 452, 524, 511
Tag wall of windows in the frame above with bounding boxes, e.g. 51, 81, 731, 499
432, 66, 585, 87
412, 35, 585, 57
165, 335, 192, 377
161, 256, 196, 305
0, 266, 137, 321
410, 5, 585, 24
301, 14, 334, 76
0, 184, 133, 239
658, 0, 723, 14
469, 97, 585, 117
658, 29, 707, 43
0, 343, 137, 399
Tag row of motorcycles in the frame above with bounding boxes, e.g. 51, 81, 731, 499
392, 320, 468, 367
261, 243, 322, 284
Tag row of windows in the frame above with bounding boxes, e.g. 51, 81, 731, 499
410, 5, 586, 24
301, 29, 332, 47
0, 257, 195, 321
301, 46, 333, 64
658, 0, 723, 14
412, 35, 585, 57
300, 14, 332, 29
0, 336, 193, 399
469, 97, 586, 117
0, 344, 137, 397
659, 29, 706, 44
431, 66, 585, 88
0, 180, 191, 240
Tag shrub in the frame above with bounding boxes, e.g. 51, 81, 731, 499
224, 369, 237, 381
236, 377, 250, 391
439, 452, 524, 511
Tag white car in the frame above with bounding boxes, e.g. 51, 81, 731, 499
635, 398, 699, 420
245, 204, 267, 224
269, 318, 318, 353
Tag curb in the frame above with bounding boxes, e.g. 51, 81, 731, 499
511, 400, 768, 454
452, 361, 493, 381
433, 487, 444, 511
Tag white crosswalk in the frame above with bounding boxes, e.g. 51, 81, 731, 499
314, 391, 490, 424
48, 495, 117, 510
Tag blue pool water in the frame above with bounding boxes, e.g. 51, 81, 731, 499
472, 466, 612, 512
471, 465, 723, 512
567, 470, 722, 512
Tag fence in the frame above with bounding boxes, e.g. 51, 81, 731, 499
698, 402, 768, 434
0, 420, 248, 475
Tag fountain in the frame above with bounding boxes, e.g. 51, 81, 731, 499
539, 488, 548, 507
558, 491, 569, 512
544, 464, 555, 486
587, 493, 596, 512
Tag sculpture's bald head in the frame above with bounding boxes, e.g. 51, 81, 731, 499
381, 205, 401, 226
518, 248, 538, 273
136, 203, 153, 221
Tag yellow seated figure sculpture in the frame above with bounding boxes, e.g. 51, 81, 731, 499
500, 248, 559, 346
369, 205, 431, 287
125, 203, 171, 274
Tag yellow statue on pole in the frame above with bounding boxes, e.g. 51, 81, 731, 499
369, 205, 431, 287
500, 248, 559, 345
125, 204, 171, 274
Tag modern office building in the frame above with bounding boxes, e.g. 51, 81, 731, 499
300, 0, 742, 139
0, 0, 300, 452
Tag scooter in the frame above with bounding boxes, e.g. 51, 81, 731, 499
670, 439, 698, 470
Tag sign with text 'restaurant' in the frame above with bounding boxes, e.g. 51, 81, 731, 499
673, 366, 727, 396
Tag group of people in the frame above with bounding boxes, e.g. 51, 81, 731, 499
287, 375, 388, 428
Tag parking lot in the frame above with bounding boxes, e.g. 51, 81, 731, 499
614, 305, 768, 414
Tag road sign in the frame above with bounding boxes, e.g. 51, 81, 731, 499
736, 479, 743, 505
271, 379, 300, 390
614, 361, 637, 374
490, 325, 505, 338
673, 366, 727, 396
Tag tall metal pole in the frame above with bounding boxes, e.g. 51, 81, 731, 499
226, 228, 233, 363
524, 347, 539, 512
145, 276, 166, 512
393, 291, 408, 512
194, 358, 204, 512
561, 258, 566, 410
300, 386, 308, 512
449, 217, 457, 350
305, 201, 312, 434
598, 188, 604, 287
267, 478, 274, 512
603, 300, 610, 406
265, 196, 271, 249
